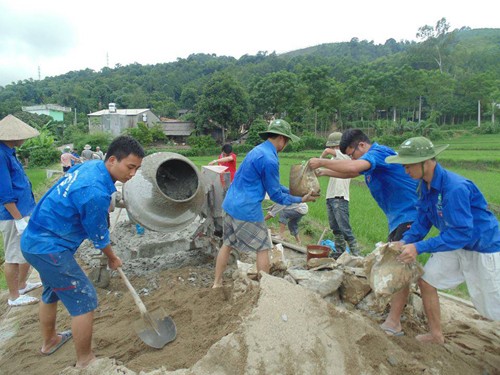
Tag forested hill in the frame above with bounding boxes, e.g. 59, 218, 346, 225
1, 25, 499, 135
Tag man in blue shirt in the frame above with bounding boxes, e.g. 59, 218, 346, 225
385, 136, 500, 344
309, 129, 419, 336
310, 129, 418, 239
0, 115, 42, 307
21, 135, 144, 368
213, 119, 317, 288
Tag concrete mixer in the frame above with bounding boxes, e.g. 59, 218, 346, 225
121, 151, 232, 259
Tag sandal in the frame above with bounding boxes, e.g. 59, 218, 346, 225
40, 330, 73, 356
8, 294, 39, 307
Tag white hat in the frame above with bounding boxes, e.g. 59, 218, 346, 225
84, 144, 91, 150
0, 114, 40, 141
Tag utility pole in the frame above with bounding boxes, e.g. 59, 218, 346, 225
74, 108, 77, 126
314, 109, 317, 136
418, 96, 422, 124
492, 102, 495, 125
477, 100, 481, 128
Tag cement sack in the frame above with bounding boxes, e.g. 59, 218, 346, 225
365, 242, 424, 297
289, 162, 321, 196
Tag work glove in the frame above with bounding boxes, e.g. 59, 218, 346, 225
14, 218, 28, 235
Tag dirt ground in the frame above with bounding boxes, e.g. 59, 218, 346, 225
1, 225, 499, 375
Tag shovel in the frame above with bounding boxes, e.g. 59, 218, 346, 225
117, 267, 176, 349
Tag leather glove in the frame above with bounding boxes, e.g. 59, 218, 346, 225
14, 218, 28, 235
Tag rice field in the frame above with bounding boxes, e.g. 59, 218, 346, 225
190, 133, 500, 253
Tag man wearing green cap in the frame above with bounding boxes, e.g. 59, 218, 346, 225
384, 136, 500, 343
213, 119, 317, 288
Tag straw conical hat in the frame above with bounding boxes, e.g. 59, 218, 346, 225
0, 114, 40, 141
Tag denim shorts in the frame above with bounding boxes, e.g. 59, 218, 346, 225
22, 249, 98, 316
279, 210, 303, 236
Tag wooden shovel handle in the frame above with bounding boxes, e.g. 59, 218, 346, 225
117, 267, 148, 316
317, 228, 328, 245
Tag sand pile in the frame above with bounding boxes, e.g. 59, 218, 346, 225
1, 264, 499, 375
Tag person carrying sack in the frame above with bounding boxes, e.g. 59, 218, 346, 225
384, 136, 500, 344
213, 119, 317, 288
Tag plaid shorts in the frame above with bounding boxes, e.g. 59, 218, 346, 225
223, 213, 272, 252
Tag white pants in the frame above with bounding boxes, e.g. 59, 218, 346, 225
0, 220, 26, 264
422, 249, 500, 321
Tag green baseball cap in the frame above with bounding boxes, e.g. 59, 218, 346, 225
326, 132, 342, 147
385, 136, 449, 165
259, 119, 300, 142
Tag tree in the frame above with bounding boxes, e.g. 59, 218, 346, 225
415, 18, 454, 74
194, 72, 249, 142
249, 71, 305, 121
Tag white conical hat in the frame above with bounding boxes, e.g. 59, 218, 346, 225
0, 115, 40, 141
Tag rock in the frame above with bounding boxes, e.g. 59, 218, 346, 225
340, 272, 371, 305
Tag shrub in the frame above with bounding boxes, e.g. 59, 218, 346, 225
246, 119, 267, 146
283, 139, 305, 153
300, 133, 326, 150
472, 124, 500, 134
373, 134, 409, 147
28, 147, 61, 167
187, 135, 217, 149
124, 123, 153, 146
75, 132, 113, 153
232, 143, 253, 154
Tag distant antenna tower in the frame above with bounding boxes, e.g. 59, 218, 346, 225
106, 52, 109, 68
38, 66, 41, 80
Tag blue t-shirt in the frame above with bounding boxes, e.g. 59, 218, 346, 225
21, 160, 116, 254
359, 143, 418, 233
403, 163, 500, 254
222, 140, 302, 222
0, 142, 36, 220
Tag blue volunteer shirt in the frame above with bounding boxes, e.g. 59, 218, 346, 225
0, 142, 36, 220
359, 143, 418, 233
403, 163, 500, 254
222, 140, 302, 222
21, 160, 116, 254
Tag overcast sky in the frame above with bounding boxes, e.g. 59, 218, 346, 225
1, 0, 499, 86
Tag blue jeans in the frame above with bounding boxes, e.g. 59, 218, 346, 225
326, 197, 359, 254
279, 209, 304, 236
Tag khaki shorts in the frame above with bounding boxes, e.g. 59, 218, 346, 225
0, 220, 27, 264
422, 250, 500, 321
223, 214, 272, 252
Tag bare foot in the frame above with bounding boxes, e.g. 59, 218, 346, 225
212, 283, 223, 289
40, 334, 62, 354
416, 333, 445, 344
76, 354, 97, 368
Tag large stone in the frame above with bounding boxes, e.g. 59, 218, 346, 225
288, 269, 344, 298
340, 272, 371, 305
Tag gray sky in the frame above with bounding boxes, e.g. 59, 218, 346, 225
1, 0, 499, 86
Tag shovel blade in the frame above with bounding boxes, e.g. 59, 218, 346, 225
133, 308, 177, 349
